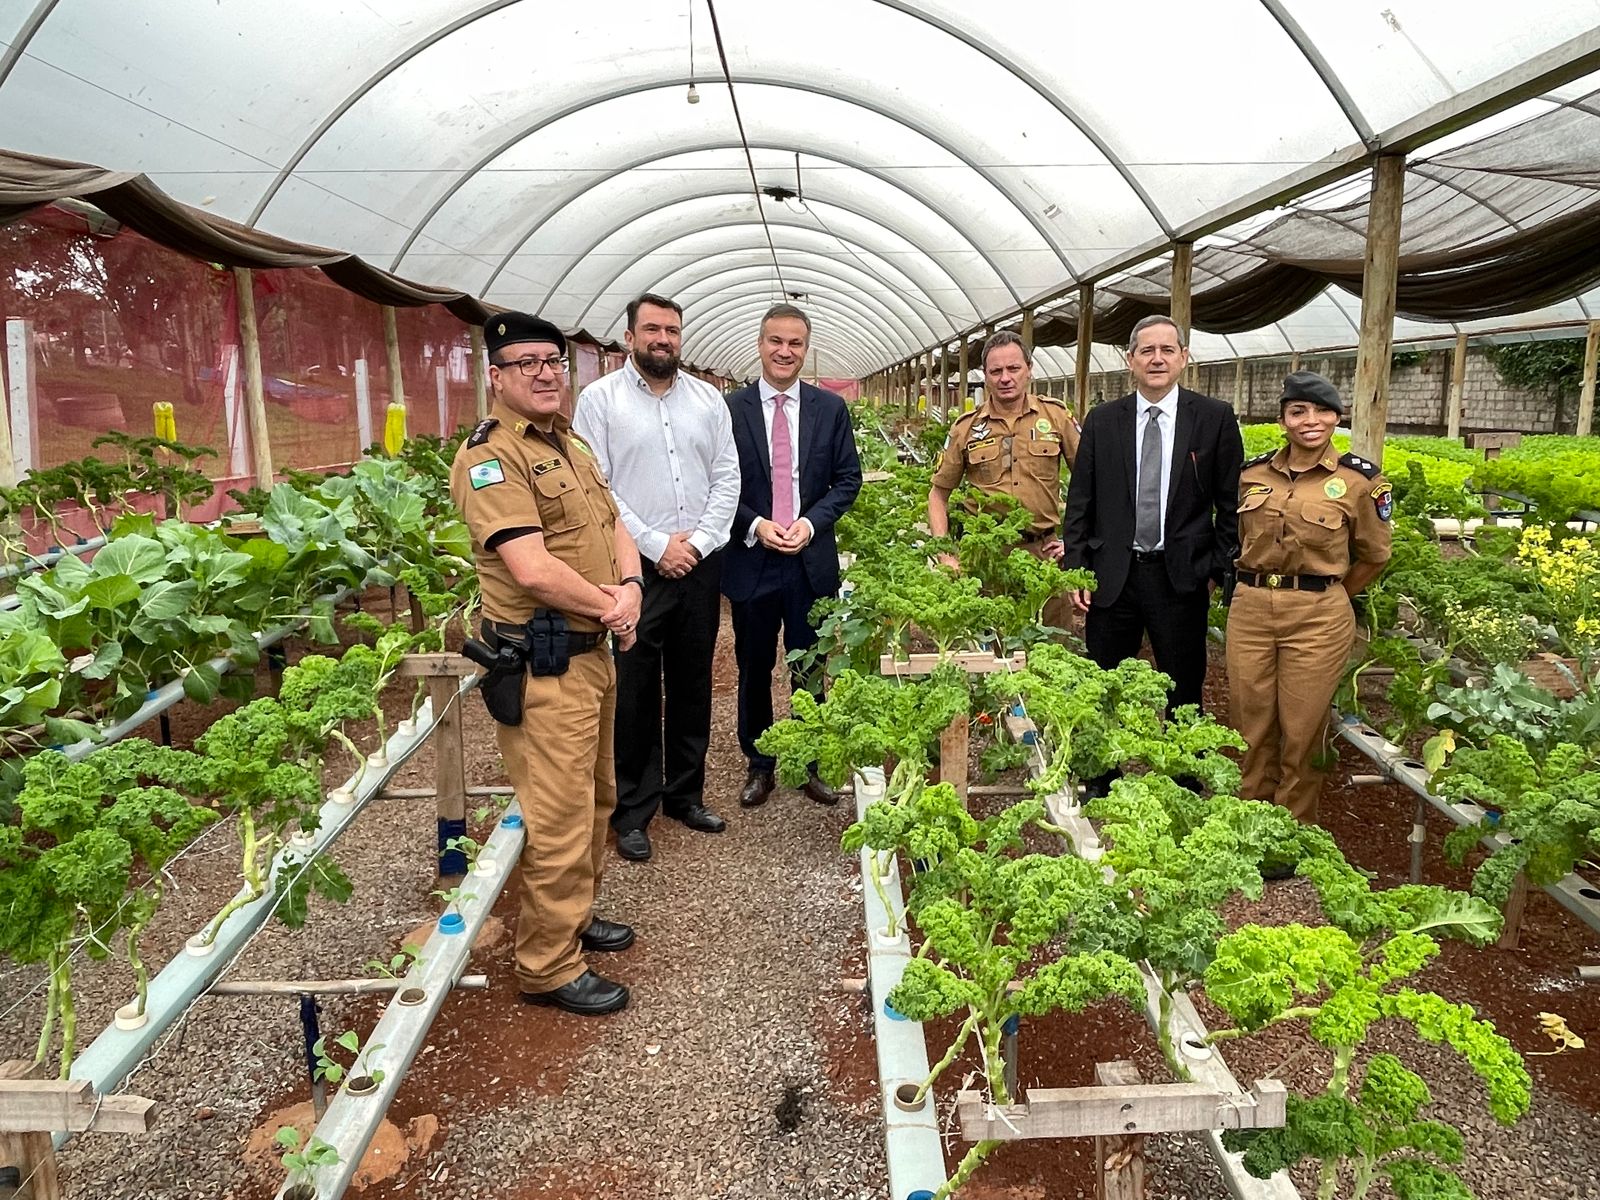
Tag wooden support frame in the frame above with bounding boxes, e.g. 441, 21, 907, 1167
938, 713, 969, 802
382, 305, 406, 409
879, 650, 1027, 678
1446, 331, 1468, 440
957, 337, 970, 415
1075, 283, 1095, 419
1349, 154, 1407, 465
471, 327, 489, 420
1, 1061, 155, 1200
1095, 1061, 1146, 1200
233, 268, 275, 489
397, 653, 472, 874
954, 1074, 1286, 1141
1020, 307, 1035, 356
1578, 319, 1600, 438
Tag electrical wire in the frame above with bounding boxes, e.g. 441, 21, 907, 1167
703, 0, 787, 299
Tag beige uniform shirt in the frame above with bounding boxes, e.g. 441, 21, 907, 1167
931, 394, 1081, 535
1235, 446, 1393, 578
449, 403, 621, 631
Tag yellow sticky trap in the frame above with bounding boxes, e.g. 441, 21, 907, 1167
152, 401, 176, 442
1529, 1011, 1585, 1055
383, 402, 407, 456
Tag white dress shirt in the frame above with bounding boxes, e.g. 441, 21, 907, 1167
1133, 383, 1179, 550
745, 376, 813, 545
573, 357, 739, 564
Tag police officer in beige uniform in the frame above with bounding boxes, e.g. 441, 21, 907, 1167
1226, 371, 1392, 825
928, 331, 1081, 629
449, 312, 644, 1016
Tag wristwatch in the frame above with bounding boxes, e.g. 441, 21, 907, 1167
621, 575, 645, 591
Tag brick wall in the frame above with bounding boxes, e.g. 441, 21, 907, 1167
1077, 350, 1569, 435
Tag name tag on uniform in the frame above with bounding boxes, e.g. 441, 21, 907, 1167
531, 457, 563, 477
968, 437, 997, 450
468, 459, 505, 489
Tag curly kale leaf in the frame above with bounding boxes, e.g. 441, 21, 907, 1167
1204, 924, 1362, 1029
887, 956, 982, 1021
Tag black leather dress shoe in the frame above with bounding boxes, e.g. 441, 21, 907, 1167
740, 771, 776, 808
802, 775, 841, 807
580, 917, 635, 952
521, 970, 629, 1015
669, 804, 726, 833
616, 829, 651, 861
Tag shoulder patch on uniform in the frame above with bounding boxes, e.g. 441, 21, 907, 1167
1244, 451, 1276, 468
1324, 477, 1348, 499
467, 458, 505, 489
569, 433, 594, 457
465, 418, 498, 448
1340, 451, 1381, 479
1373, 481, 1394, 522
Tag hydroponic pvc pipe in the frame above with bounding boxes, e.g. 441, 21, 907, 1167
272, 802, 525, 1200
0, 535, 107, 579
59, 672, 476, 1145
1333, 710, 1600, 939
853, 768, 948, 1200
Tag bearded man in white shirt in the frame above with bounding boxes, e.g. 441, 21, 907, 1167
574, 294, 740, 862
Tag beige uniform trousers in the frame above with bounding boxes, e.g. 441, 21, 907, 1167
494, 646, 617, 992
1225, 584, 1355, 823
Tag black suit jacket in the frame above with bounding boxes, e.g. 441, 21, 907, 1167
722, 381, 863, 604
1061, 387, 1243, 606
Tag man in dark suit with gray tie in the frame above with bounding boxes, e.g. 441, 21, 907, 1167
722, 303, 862, 809
1062, 314, 1243, 738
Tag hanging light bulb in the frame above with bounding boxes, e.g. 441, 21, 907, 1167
686, 81, 700, 104
685, 3, 699, 104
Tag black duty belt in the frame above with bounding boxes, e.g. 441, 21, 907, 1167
483, 617, 609, 654
1237, 571, 1334, 592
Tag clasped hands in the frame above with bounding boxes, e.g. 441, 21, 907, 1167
599, 583, 641, 651
755, 517, 812, 555
655, 531, 702, 579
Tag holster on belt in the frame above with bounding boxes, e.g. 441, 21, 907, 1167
462, 629, 528, 727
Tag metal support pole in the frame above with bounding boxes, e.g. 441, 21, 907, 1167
299, 993, 327, 1120
1349, 155, 1407, 465
3, 318, 36, 486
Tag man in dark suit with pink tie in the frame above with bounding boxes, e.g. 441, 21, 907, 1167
722, 304, 862, 809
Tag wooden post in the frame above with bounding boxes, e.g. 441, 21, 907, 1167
1577, 320, 1600, 437
1349, 154, 1407, 466
435, 365, 450, 437
1075, 283, 1094, 419
939, 713, 969, 803
3, 318, 36, 486
353, 358, 374, 451
1290, 351, 1301, 372
233, 268, 275, 488
382, 305, 406, 410
934, 345, 946, 417
471, 326, 489, 420
1231, 357, 1245, 417
1095, 1061, 1147, 1200
957, 335, 970, 415
0, 1062, 56, 1200
1447, 331, 1468, 439
429, 672, 467, 875
1170, 243, 1194, 388
924, 349, 935, 415
1020, 307, 1035, 356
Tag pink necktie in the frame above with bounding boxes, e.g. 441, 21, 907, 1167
770, 393, 794, 528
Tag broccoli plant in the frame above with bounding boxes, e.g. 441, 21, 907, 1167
1206, 882, 1528, 1200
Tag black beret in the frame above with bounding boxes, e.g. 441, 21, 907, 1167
484, 311, 566, 357
1279, 370, 1344, 416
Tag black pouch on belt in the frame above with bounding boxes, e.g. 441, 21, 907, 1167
462, 633, 528, 726
526, 609, 571, 677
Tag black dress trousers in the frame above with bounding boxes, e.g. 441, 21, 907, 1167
1083, 555, 1210, 712
611, 549, 723, 834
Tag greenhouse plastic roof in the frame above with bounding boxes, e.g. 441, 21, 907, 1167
3, 1, 1600, 378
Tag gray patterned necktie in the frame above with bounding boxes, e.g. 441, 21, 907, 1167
1135, 406, 1163, 551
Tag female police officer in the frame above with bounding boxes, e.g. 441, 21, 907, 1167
1226, 371, 1392, 824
